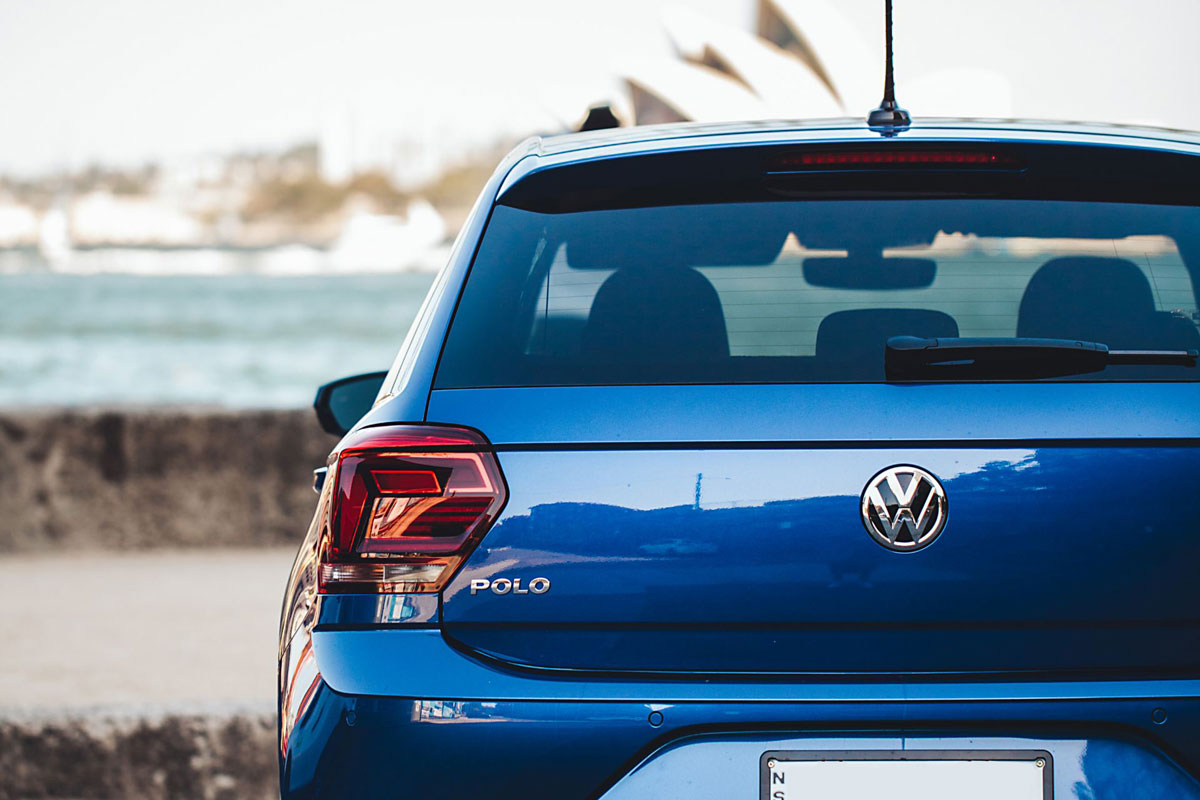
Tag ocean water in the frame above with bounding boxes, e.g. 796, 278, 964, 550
0, 272, 436, 408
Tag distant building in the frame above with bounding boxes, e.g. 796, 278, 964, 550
70, 191, 204, 247
0, 200, 38, 248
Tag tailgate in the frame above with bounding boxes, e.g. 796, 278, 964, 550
434, 384, 1200, 676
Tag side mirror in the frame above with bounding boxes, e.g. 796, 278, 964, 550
313, 371, 388, 436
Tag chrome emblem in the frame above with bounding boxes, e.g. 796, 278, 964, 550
860, 465, 948, 552
468, 577, 550, 595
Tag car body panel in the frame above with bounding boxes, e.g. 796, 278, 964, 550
312, 627, 1200, 703
528, 118, 1200, 159
435, 442, 1200, 674
500, 118, 1200, 198
601, 734, 1200, 800
426, 383, 1200, 445
281, 117, 1200, 797
280, 676, 1200, 799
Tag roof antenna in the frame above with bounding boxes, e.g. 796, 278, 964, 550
867, 0, 911, 131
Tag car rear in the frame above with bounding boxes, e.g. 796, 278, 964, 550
279, 122, 1200, 799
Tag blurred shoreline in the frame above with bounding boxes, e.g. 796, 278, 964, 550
0, 222, 453, 277
0, 140, 507, 260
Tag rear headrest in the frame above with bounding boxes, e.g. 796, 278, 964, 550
582, 267, 729, 362
816, 309, 959, 379
1017, 256, 1156, 346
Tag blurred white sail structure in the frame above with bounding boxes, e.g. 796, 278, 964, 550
617, 0, 1012, 125
662, 6, 843, 120
623, 57, 769, 125
758, 0, 880, 113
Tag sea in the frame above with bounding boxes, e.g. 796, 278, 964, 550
0, 270, 436, 408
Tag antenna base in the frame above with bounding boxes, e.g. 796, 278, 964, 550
867, 100, 912, 130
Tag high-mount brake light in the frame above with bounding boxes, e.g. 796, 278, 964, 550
318, 425, 507, 594
768, 150, 1021, 172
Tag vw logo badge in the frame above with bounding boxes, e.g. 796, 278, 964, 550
860, 465, 948, 552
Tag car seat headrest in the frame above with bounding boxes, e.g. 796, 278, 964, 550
1017, 256, 1157, 346
582, 267, 729, 361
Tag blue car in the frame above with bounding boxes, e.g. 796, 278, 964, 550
279, 118, 1200, 799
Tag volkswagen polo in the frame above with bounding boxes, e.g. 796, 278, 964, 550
279, 117, 1200, 798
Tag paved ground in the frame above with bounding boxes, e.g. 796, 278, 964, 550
0, 548, 296, 711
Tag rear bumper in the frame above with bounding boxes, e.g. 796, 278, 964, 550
282, 683, 1200, 799
280, 630, 1200, 799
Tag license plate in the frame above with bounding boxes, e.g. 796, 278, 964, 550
760, 750, 1052, 800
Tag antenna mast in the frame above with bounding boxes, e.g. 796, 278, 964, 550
867, 0, 911, 129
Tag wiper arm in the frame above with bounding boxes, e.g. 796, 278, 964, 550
885, 336, 1198, 380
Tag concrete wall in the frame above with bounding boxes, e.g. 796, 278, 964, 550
0, 709, 276, 800
0, 411, 312, 798
0, 409, 334, 552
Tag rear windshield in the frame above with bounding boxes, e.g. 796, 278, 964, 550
434, 200, 1200, 387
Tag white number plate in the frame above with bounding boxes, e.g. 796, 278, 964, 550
760, 751, 1051, 800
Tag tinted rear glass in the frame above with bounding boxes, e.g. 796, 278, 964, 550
435, 200, 1200, 387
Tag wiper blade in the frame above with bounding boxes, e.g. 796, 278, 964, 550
885, 336, 1198, 380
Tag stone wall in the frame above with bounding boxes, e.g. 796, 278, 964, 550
0, 709, 276, 800
0, 409, 334, 552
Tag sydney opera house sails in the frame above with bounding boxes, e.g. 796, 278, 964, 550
754, 0, 881, 112
623, 0, 1011, 125
624, 58, 767, 126
662, 6, 844, 120
624, 0, 879, 125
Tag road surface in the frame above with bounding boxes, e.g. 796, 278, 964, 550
0, 547, 295, 710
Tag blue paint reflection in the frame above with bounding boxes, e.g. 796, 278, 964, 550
445, 447, 1200, 673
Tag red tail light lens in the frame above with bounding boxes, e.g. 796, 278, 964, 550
768, 149, 1021, 171
319, 425, 507, 593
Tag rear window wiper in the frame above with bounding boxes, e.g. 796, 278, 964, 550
885, 335, 1198, 380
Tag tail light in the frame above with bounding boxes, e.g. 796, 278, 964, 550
767, 149, 1022, 171
318, 424, 507, 593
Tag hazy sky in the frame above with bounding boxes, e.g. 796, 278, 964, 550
0, 0, 1197, 175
